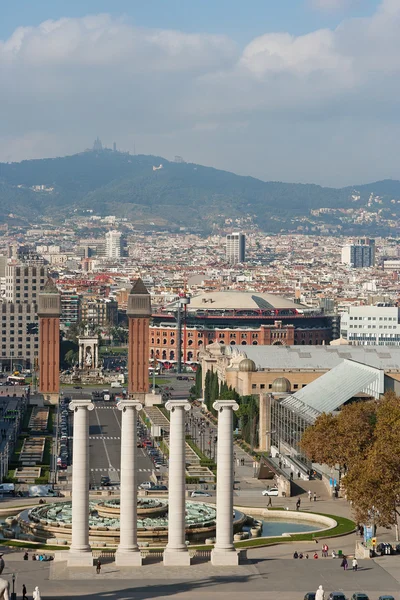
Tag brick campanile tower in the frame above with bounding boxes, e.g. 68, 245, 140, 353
127, 279, 152, 395
38, 277, 61, 403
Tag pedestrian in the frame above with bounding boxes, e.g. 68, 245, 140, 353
313, 492, 317, 502
22, 584, 27, 600
352, 557, 358, 571
293, 551, 299, 559
267, 497, 272, 507
313, 552, 319, 559
96, 558, 101, 574
340, 556, 348, 570
308, 489, 312, 501
32, 587, 41, 600
305, 553, 309, 559
316, 585, 325, 600
0, 553, 4, 575
296, 498, 301, 511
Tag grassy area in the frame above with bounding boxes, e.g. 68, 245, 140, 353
151, 378, 172, 385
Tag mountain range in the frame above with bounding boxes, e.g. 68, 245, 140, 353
0, 151, 399, 234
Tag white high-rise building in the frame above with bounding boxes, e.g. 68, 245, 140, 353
340, 305, 400, 346
105, 230, 123, 259
226, 232, 245, 265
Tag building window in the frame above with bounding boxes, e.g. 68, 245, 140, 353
294, 384, 298, 389
252, 384, 257, 389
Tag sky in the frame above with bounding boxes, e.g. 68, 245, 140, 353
0, 0, 399, 187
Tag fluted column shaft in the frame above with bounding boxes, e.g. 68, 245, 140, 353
211, 400, 239, 566
163, 399, 191, 566
116, 399, 143, 566
68, 399, 94, 565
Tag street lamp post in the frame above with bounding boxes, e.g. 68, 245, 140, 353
11, 573, 16, 600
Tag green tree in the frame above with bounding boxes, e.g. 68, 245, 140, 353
64, 349, 78, 367
301, 394, 400, 538
195, 365, 203, 398
204, 370, 211, 410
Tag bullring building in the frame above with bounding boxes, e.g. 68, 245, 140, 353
150, 291, 335, 364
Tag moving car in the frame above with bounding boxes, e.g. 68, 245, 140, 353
100, 476, 111, 487
262, 487, 279, 496
191, 490, 211, 498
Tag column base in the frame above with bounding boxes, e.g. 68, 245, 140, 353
163, 548, 191, 566
115, 549, 143, 567
211, 548, 239, 566
67, 550, 94, 567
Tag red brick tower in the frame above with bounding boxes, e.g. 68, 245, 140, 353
38, 277, 61, 402
127, 279, 152, 395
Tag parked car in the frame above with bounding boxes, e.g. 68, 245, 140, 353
139, 481, 155, 490
351, 595, 369, 600
304, 594, 316, 600
378, 597, 395, 600
262, 487, 279, 496
152, 485, 168, 491
328, 594, 347, 600
191, 491, 211, 498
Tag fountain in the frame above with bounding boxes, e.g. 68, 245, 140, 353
17, 499, 247, 546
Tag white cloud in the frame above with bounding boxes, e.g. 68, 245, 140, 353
0, 2, 400, 185
309, 0, 355, 10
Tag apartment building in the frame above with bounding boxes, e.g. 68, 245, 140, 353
341, 305, 400, 345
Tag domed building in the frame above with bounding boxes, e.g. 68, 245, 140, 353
150, 291, 334, 365
271, 377, 291, 393
239, 358, 257, 372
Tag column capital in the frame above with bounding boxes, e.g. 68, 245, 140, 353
69, 399, 94, 412
165, 399, 191, 412
117, 399, 143, 412
213, 400, 239, 412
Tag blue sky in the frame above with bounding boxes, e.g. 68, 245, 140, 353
0, 0, 399, 186
0, 0, 380, 41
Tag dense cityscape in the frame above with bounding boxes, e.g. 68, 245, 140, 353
1, 0, 400, 599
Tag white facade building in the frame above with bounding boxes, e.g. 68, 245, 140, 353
226, 232, 245, 265
341, 305, 400, 346
105, 230, 123, 259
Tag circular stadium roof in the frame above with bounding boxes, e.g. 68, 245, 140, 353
188, 291, 301, 311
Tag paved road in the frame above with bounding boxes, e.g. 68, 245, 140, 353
69, 401, 155, 488
2, 550, 399, 599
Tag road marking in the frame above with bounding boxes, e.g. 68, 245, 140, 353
94, 407, 116, 471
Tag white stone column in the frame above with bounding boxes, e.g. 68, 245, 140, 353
163, 399, 191, 566
115, 398, 143, 566
211, 400, 239, 566
68, 398, 94, 567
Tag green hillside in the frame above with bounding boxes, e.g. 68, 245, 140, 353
0, 151, 399, 232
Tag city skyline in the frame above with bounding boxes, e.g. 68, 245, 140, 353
1, 0, 399, 186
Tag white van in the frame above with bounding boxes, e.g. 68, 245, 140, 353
111, 381, 121, 388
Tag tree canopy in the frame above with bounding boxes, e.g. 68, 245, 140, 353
301, 394, 400, 536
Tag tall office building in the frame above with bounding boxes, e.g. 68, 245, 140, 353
105, 230, 123, 259
341, 239, 375, 268
1, 255, 48, 369
226, 232, 245, 265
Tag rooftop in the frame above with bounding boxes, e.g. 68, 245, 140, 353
225, 344, 400, 371
188, 291, 302, 311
